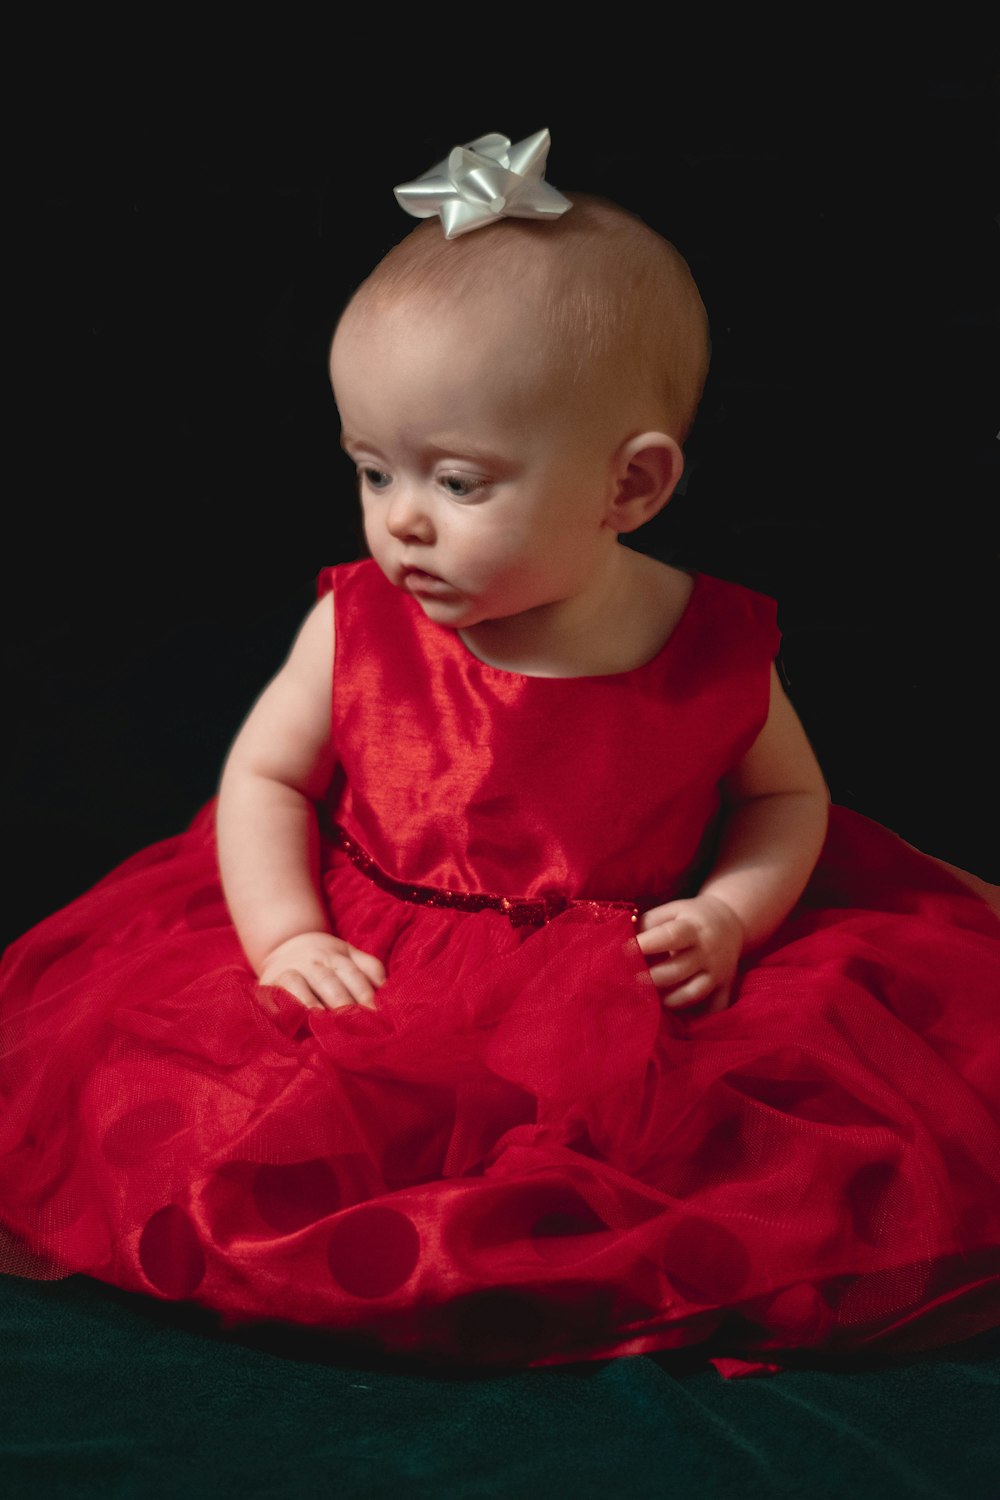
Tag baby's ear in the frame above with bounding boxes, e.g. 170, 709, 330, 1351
608, 433, 684, 534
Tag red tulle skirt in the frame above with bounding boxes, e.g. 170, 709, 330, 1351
1, 803, 999, 1376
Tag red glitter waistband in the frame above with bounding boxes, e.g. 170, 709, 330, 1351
326, 823, 639, 930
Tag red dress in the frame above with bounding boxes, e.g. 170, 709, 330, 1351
1, 559, 998, 1376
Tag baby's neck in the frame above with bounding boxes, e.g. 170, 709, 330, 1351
458, 548, 686, 679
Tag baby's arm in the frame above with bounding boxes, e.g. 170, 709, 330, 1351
216, 594, 386, 1011
637, 664, 829, 1011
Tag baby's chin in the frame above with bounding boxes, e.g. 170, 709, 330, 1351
378, 560, 536, 634
397, 580, 481, 628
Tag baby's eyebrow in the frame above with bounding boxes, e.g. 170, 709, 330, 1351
421, 440, 508, 466
339, 432, 381, 457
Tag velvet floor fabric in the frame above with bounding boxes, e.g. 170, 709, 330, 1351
1, 1274, 996, 1498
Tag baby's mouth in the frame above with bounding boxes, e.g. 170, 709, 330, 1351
401, 567, 453, 596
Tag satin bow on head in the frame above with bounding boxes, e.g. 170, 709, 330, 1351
394, 129, 572, 240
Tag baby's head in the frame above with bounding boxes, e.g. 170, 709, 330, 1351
329, 192, 711, 638
335, 192, 709, 449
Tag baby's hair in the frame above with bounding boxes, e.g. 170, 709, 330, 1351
342, 193, 711, 444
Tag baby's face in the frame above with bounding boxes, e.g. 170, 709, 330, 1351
330, 293, 623, 634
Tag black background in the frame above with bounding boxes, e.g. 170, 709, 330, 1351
7, 30, 997, 950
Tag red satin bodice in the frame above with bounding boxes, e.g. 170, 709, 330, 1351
320, 559, 780, 907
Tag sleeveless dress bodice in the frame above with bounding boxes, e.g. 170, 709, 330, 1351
321, 559, 779, 907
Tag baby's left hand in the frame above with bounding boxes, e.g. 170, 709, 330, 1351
635, 894, 745, 1013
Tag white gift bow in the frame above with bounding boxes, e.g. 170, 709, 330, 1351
394, 129, 572, 240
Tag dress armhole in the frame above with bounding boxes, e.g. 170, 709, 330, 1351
315, 569, 340, 721
755, 592, 785, 682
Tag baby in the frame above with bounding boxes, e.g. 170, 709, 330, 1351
216, 183, 829, 1017
3, 132, 998, 1374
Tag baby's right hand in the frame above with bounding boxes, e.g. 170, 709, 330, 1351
257, 932, 387, 1012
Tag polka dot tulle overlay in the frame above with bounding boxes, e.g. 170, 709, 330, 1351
2, 807, 998, 1370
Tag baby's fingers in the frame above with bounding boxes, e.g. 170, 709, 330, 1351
660, 974, 734, 1012
265, 969, 328, 1012
660, 970, 721, 1009
636, 902, 682, 938
271, 959, 377, 1013
636, 916, 702, 960
706, 983, 733, 1014
346, 946, 387, 989
636, 923, 682, 959
312, 956, 380, 1012
644, 948, 701, 990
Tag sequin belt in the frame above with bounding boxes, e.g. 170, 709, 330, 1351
326, 823, 639, 930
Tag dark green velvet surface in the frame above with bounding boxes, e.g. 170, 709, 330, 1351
1, 1274, 996, 1498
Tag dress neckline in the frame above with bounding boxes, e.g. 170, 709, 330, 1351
442, 569, 702, 683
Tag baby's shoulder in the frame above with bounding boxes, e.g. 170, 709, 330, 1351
281, 591, 334, 688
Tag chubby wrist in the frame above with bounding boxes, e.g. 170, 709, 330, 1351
248, 922, 335, 977
695, 890, 746, 936
696, 876, 793, 952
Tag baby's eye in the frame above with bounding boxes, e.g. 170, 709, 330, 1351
360, 466, 391, 491
439, 474, 486, 499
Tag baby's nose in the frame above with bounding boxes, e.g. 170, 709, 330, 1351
386, 486, 434, 542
